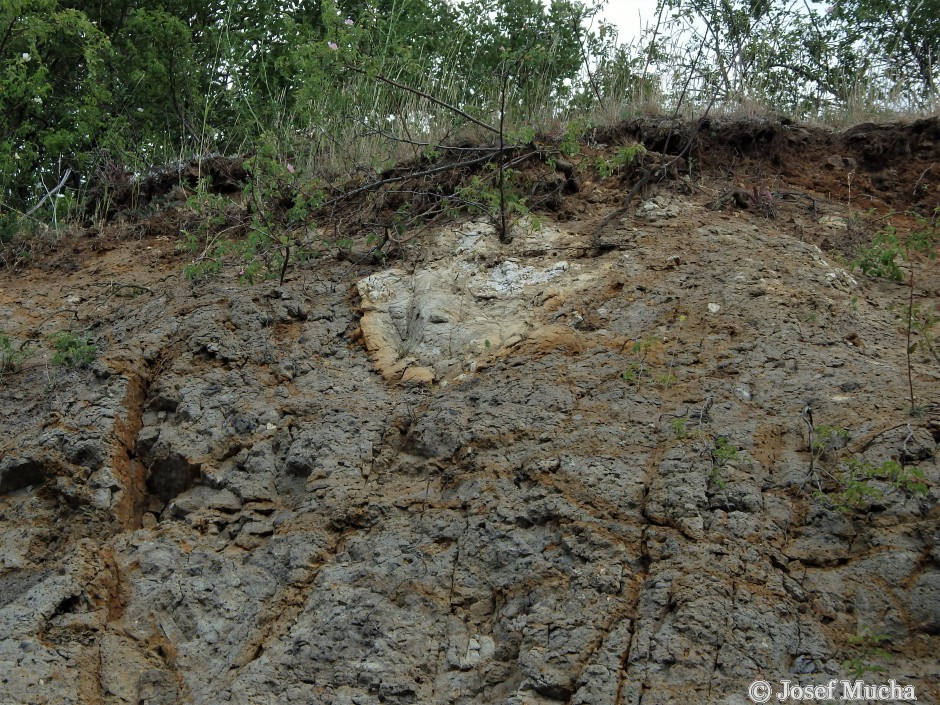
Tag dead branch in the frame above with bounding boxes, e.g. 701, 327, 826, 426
345, 65, 499, 137
26, 168, 72, 216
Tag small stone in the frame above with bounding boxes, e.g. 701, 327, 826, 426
819, 215, 847, 229
843, 332, 864, 347
401, 366, 434, 385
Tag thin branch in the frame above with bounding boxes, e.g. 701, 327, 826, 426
319, 149, 519, 209
359, 126, 503, 153
641, 0, 669, 84
575, 12, 602, 105
346, 64, 500, 136
26, 168, 72, 216
110, 284, 154, 296
27, 308, 80, 338
498, 68, 509, 243
913, 164, 933, 195
906, 257, 917, 414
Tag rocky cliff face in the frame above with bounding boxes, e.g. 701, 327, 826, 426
1, 118, 938, 704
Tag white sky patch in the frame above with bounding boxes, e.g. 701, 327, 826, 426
599, 0, 662, 43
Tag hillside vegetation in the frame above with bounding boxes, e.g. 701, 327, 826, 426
2, 0, 940, 232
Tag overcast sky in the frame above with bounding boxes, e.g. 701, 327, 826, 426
599, 0, 662, 43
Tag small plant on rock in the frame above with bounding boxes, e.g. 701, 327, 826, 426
655, 372, 677, 389
712, 436, 740, 464
815, 457, 928, 513
811, 424, 850, 467
620, 338, 654, 389
670, 417, 688, 439
1, 331, 35, 380
853, 211, 940, 415
595, 143, 646, 179
50, 331, 96, 368
843, 628, 892, 679
706, 435, 740, 489
804, 416, 928, 512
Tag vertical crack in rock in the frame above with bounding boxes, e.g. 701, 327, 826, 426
111, 369, 151, 528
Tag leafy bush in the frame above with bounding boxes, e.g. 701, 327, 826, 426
854, 225, 904, 280
596, 143, 646, 179
1, 1, 111, 212
816, 458, 929, 513
0, 212, 23, 244
844, 628, 892, 679
1, 331, 35, 379
5, 0, 940, 260
50, 331, 96, 368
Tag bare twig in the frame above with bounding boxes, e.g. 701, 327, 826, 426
576, 10, 602, 104
110, 284, 154, 296
498, 68, 510, 244
359, 126, 502, 153
641, 0, 668, 85
26, 168, 72, 216
319, 150, 516, 209
693, 396, 714, 425
802, 404, 815, 475
906, 258, 917, 414
913, 164, 934, 195
279, 243, 290, 285
345, 65, 499, 136
26, 308, 80, 338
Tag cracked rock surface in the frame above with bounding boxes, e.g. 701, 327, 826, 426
1, 122, 939, 705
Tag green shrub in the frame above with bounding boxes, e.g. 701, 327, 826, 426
596, 143, 646, 178
1, 1, 112, 213
816, 458, 929, 513
844, 628, 892, 679
1, 331, 35, 379
854, 225, 904, 281
0, 212, 24, 244
50, 331, 96, 368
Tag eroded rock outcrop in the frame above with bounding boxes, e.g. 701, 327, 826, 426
1, 142, 938, 705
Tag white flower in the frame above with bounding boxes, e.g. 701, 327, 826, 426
21, 52, 30, 61
32, 96, 42, 104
